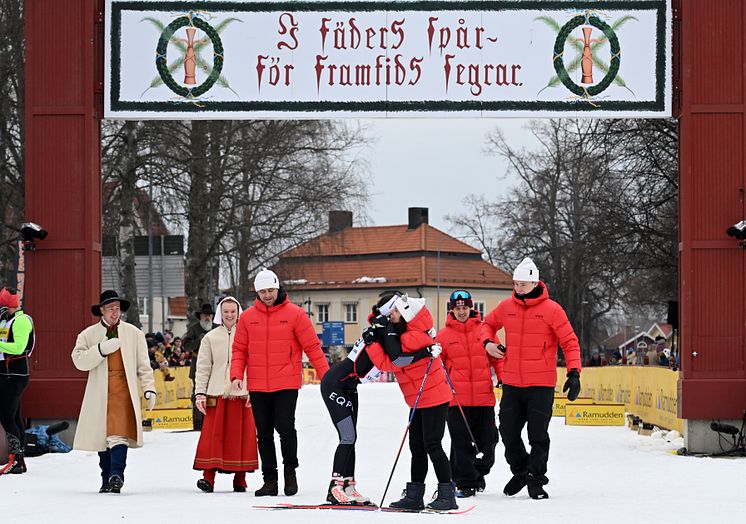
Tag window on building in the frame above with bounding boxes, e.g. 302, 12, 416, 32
344, 303, 358, 323
138, 296, 148, 315
317, 304, 329, 323
474, 301, 486, 318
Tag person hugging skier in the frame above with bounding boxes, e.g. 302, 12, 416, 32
365, 294, 457, 511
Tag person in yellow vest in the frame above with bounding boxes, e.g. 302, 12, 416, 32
71, 290, 156, 493
0, 288, 34, 475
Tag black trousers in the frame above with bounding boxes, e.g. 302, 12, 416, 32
447, 405, 498, 489
409, 402, 451, 483
0, 375, 29, 448
251, 389, 299, 481
498, 385, 554, 486
320, 373, 359, 478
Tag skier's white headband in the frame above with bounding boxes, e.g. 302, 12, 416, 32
378, 294, 399, 317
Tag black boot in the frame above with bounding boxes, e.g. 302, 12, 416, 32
197, 479, 214, 493
254, 479, 279, 497
427, 482, 459, 511
98, 450, 111, 493
389, 482, 425, 510
503, 473, 527, 496
284, 466, 298, 496
108, 444, 128, 494
527, 473, 549, 500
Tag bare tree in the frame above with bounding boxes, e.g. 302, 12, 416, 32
448, 119, 678, 359
0, 0, 24, 285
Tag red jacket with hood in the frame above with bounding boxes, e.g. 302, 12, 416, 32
366, 307, 452, 408
230, 290, 329, 392
480, 282, 581, 388
437, 311, 499, 407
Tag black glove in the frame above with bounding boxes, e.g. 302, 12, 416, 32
371, 315, 389, 328
562, 369, 581, 401
362, 327, 376, 345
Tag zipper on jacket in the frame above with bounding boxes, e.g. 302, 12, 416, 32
518, 306, 526, 382
265, 304, 270, 387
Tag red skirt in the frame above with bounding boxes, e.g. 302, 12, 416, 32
193, 397, 259, 472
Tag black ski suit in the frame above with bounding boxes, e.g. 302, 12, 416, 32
320, 324, 431, 478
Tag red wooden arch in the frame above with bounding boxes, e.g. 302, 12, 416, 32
21, 0, 746, 434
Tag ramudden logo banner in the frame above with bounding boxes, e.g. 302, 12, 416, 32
565, 403, 626, 426
105, 0, 671, 119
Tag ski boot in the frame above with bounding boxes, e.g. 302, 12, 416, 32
344, 478, 371, 505
327, 478, 353, 504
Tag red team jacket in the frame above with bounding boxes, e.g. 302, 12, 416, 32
230, 294, 329, 392
366, 306, 452, 409
437, 311, 499, 407
480, 282, 581, 388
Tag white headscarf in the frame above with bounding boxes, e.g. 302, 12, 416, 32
213, 296, 243, 326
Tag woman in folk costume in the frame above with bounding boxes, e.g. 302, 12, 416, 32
71, 290, 156, 493
193, 296, 258, 493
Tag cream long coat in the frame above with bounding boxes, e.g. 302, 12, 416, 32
71, 321, 155, 451
195, 325, 248, 398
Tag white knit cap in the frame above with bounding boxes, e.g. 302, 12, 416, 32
253, 268, 280, 291
394, 294, 426, 323
513, 257, 540, 282
213, 296, 243, 326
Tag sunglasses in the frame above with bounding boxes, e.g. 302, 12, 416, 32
450, 290, 471, 301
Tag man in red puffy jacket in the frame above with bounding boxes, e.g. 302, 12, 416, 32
437, 289, 500, 498
481, 257, 581, 500
230, 269, 329, 497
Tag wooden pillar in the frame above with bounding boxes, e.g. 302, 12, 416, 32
23, 0, 103, 418
678, 0, 746, 447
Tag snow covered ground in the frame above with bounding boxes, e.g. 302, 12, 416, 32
3, 383, 744, 523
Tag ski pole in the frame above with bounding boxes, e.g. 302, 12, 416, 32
440, 360, 484, 459
379, 356, 435, 508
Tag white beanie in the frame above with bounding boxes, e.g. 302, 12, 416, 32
394, 294, 426, 323
253, 268, 280, 291
513, 257, 540, 281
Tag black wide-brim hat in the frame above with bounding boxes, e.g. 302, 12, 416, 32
92, 290, 131, 317
194, 303, 216, 319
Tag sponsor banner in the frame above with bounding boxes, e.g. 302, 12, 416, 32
552, 396, 593, 417
140, 366, 193, 409
557, 367, 683, 433
142, 408, 193, 429
565, 403, 626, 426
106, 0, 671, 119
303, 367, 320, 385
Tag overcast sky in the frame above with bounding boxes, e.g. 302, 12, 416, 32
358, 118, 538, 232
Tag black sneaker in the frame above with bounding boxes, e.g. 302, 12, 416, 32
99, 483, 111, 494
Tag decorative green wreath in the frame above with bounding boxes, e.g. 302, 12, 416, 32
553, 15, 620, 98
156, 14, 224, 98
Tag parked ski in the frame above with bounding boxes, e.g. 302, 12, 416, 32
253, 502, 476, 515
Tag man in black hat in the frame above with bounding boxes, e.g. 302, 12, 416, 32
71, 290, 156, 493
183, 303, 217, 430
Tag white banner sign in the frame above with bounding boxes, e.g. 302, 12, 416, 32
105, 0, 671, 119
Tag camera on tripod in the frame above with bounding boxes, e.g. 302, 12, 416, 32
709, 411, 746, 456
726, 220, 746, 248
20, 222, 47, 252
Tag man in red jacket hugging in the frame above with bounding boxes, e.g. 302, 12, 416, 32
437, 289, 500, 498
231, 269, 330, 497
481, 258, 581, 500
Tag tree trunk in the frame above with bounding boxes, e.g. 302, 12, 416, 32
119, 121, 141, 326
185, 121, 211, 314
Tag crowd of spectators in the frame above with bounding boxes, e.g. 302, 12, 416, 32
589, 335, 678, 369
145, 331, 192, 381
